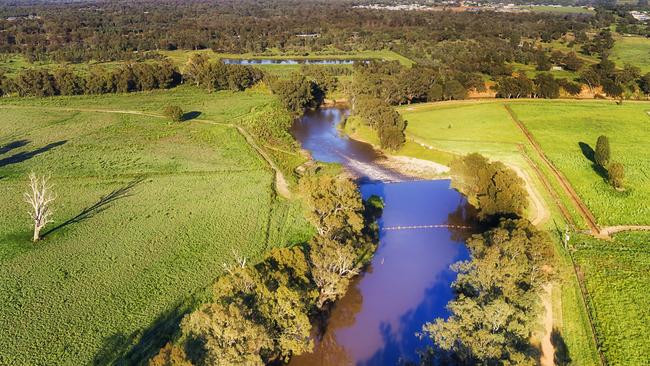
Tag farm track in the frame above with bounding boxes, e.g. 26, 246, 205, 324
0, 105, 291, 198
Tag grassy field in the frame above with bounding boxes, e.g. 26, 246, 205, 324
0, 88, 313, 364
509, 101, 650, 226
610, 35, 650, 74
573, 232, 650, 365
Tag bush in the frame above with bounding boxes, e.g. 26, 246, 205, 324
608, 162, 625, 189
163, 105, 184, 122
595, 135, 610, 167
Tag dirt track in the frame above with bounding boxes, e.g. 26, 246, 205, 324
504, 105, 601, 234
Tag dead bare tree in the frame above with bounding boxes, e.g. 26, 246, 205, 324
24, 172, 56, 242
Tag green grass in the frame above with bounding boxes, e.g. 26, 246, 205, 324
509, 101, 650, 226
610, 35, 650, 74
573, 232, 650, 365
0, 89, 313, 364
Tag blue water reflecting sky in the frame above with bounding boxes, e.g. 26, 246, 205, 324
291, 180, 470, 366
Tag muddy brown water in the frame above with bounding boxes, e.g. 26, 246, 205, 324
289, 107, 473, 365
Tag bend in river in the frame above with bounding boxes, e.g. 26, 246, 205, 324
289, 107, 475, 365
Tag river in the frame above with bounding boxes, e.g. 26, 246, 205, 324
288, 107, 475, 365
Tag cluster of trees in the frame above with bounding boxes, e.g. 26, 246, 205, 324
422, 152, 554, 364
0, 57, 269, 98
349, 61, 476, 106
449, 153, 529, 221
422, 218, 554, 365
183, 54, 263, 92
495, 73, 565, 99
0, 61, 182, 97
0, 1, 596, 64
269, 69, 337, 115
352, 96, 407, 150
150, 171, 381, 365
580, 57, 650, 99
595, 135, 625, 190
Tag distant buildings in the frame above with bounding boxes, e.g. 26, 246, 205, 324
630, 11, 650, 22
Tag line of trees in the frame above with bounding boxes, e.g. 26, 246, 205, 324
0, 57, 268, 97
422, 153, 554, 365
150, 171, 382, 365
352, 96, 408, 150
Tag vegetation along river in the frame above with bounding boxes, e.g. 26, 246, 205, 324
289, 107, 475, 365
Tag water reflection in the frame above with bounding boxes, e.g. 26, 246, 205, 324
221, 59, 362, 65
290, 181, 471, 365
290, 108, 403, 181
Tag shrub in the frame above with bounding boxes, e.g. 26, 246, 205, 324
608, 162, 625, 189
163, 105, 184, 122
595, 135, 610, 167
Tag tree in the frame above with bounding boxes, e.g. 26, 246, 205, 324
534, 73, 560, 99
24, 172, 56, 242
163, 105, 184, 122
298, 174, 364, 238
443, 80, 467, 100
309, 235, 360, 308
271, 74, 315, 115
595, 135, 610, 167
638, 72, 650, 95
449, 153, 528, 220
149, 343, 192, 366
422, 219, 553, 365
608, 162, 625, 189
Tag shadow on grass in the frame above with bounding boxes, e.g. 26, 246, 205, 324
42, 177, 144, 238
0, 140, 67, 168
93, 302, 195, 366
0, 139, 30, 155
182, 111, 202, 121
578, 142, 608, 180
551, 328, 571, 366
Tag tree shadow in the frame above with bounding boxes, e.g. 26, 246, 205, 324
0, 140, 67, 168
182, 111, 201, 121
578, 142, 608, 180
578, 142, 595, 163
0, 139, 30, 155
551, 328, 571, 366
42, 177, 144, 237
93, 301, 195, 366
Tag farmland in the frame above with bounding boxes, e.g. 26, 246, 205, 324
0, 87, 313, 364
610, 35, 650, 74
509, 101, 650, 226
573, 232, 650, 365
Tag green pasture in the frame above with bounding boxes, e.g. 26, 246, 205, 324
573, 232, 650, 365
509, 101, 650, 226
0, 89, 312, 364
610, 35, 650, 74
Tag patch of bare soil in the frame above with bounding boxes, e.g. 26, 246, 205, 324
540, 284, 555, 366
377, 155, 449, 180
